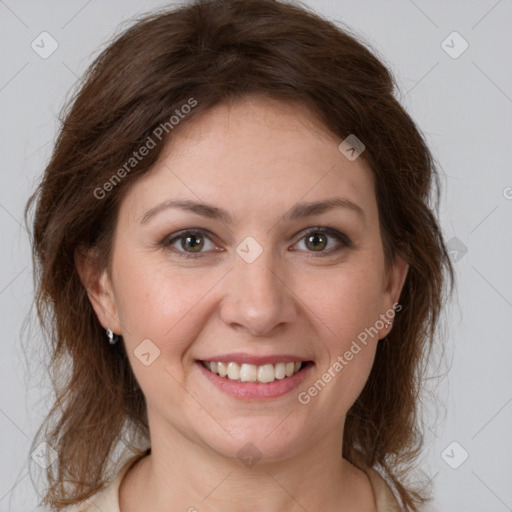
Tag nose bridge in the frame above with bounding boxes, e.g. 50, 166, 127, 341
219, 238, 297, 335
239, 246, 280, 297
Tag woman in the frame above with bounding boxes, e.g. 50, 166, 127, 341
26, 0, 454, 510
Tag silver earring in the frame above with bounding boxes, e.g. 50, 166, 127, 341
380, 320, 393, 341
106, 328, 119, 345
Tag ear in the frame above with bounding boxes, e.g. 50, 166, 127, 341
377, 254, 409, 340
74, 247, 122, 335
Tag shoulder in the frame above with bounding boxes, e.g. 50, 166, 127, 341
60, 484, 117, 512
61, 452, 147, 512
364, 467, 403, 512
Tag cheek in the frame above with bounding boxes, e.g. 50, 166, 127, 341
293, 258, 383, 410
110, 255, 220, 405
298, 262, 384, 350
112, 253, 222, 357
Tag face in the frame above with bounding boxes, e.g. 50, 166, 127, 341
83, 96, 408, 463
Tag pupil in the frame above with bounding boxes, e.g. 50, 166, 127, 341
184, 235, 203, 251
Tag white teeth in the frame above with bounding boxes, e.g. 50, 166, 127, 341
275, 362, 286, 380
257, 364, 275, 383
218, 361, 228, 377
239, 363, 257, 382
202, 360, 305, 383
227, 362, 239, 380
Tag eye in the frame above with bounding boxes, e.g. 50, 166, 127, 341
292, 227, 351, 256
162, 227, 351, 259
163, 229, 220, 259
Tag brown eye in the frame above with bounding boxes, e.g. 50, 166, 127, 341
181, 233, 204, 252
293, 227, 351, 256
164, 229, 218, 258
305, 232, 328, 251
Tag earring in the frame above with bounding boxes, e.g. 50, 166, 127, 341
106, 328, 119, 345
380, 320, 393, 341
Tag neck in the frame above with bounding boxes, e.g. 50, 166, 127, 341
120, 421, 376, 511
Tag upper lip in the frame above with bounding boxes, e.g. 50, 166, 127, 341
198, 353, 312, 366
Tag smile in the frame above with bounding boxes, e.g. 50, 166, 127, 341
200, 361, 305, 383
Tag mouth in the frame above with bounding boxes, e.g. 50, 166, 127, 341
200, 360, 309, 383
197, 358, 314, 400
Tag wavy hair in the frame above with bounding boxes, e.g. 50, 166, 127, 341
25, 0, 454, 509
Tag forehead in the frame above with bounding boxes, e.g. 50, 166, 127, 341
118, 96, 377, 226
163, 96, 352, 170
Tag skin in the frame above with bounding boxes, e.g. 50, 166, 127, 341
78, 95, 408, 511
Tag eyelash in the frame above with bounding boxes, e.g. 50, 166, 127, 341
162, 227, 352, 259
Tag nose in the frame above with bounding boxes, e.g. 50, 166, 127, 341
219, 246, 299, 337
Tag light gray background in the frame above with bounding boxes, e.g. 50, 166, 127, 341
1, 1, 511, 510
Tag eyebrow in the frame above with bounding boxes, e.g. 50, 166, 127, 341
139, 197, 365, 224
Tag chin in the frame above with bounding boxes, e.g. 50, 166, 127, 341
197, 418, 310, 466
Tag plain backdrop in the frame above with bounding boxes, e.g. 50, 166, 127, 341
0, 1, 511, 511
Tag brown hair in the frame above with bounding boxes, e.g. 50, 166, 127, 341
25, 0, 454, 509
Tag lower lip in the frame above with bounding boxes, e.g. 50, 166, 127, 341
197, 361, 313, 400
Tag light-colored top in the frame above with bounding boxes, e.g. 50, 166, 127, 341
68, 453, 402, 511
